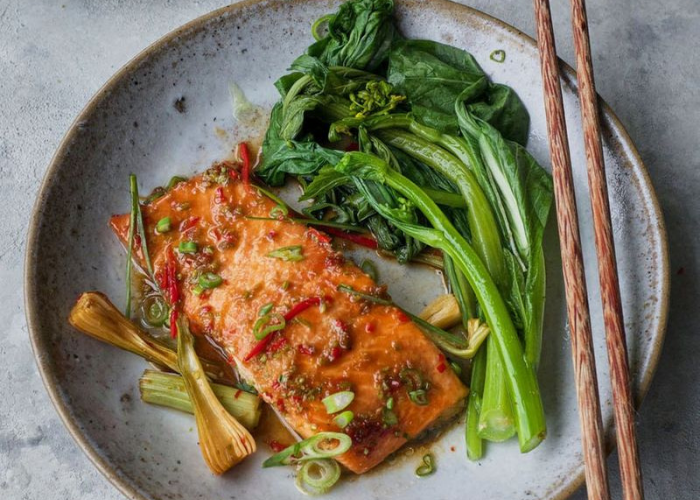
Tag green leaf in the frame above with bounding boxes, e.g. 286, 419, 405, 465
308, 0, 397, 71
387, 39, 489, 134
469, 83, 530, 146
258, 103, 345, 186
387, 40, 530, 143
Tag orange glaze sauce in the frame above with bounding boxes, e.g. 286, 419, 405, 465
112, 159, 467, 474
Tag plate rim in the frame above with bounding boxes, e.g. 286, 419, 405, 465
23, 0, 670, 499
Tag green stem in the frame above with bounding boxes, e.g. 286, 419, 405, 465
374, 128, 506, 287
478, 336, 515, 442
336, 153, 546, 452
443, 253, 476, 323
466, 344, 486, 460
525, 248, 547, 370
422, 187, 468, 208
139, 370, 261, 430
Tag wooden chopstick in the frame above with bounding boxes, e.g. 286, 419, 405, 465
569, 0, 645, 498
532, 0, 611, 499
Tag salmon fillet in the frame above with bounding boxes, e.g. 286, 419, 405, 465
111, 162, 468, 474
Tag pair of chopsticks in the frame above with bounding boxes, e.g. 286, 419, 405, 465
532, 1, 644, 499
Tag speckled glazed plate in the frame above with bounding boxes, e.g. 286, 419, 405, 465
25, 0, 669, 499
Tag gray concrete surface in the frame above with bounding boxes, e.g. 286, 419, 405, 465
1, 0, 697, 498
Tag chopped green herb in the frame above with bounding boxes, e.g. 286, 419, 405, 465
415, 453, 435, 477
192, 284, 205, 296
167, 175, 187, 190
382, 407, 398, 426
253, 313, 286, 340
178, 241, 198, 254
333, 410, 354, 429
155, 217, 171, 234
489, 49, 506, 63
408, 389, 429, 406
198, 272, 223, 289
386, 397, 394, 410
322, 391, 355, 414
281, 280, 290, 290
258, 302, 274, 317
267, 245, 304, 262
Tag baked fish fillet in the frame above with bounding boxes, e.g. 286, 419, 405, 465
111, 162, 468, 473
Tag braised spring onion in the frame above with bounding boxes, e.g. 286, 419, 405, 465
68, 292, 230, 384
139, 369, 261, 430
176, 316, 256, 473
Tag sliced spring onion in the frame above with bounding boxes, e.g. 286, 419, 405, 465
409, 389, 429, 406
258, 302, 274, 317
399, 368, 424, 391
267, 245, 304, 262
155, 217, 171, 234
255, 186, 290, 216
386, 397, 394, 410
178, 241, 198, 254
360, 259, 379, 281
253, 313, 286, 340
450, 361, 463, 376
192, 285, 204, 296
132, 177, 155, 279
489, 49, 506, 63
333, 411, 354, 429
167, 175, 187, 190
263, 432, 352, 468
311, 14, 334, 41
270, 205, 287, 218
141, 295, 168, 327
125, 176, 138, 316
295, 459, 341, 496
382, 407, 398, 426
322, 391, 355, 414
198, 272, 223, 290
415, 453, 436, 477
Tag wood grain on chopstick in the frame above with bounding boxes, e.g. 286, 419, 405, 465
569, 0, 645, 498
532, 0, 611, 498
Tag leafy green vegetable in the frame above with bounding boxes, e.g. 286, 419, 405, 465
307, 0, 397, 71
456, 96, 553, 367
387, 39, 530, 144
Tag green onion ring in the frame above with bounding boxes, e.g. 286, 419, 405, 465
322, 391, 355, 414
415, 453, 435, 477
141, 295, 168, 327
295, 459, 341, 496
311, 14, 334, 41
198, 272, 223, 290
333, 411, 354, 429
253, 313, 286, 340
263, 432, 351, 467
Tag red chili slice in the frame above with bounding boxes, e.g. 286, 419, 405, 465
238, 142, 251, 185
322, 227, 378, 249
169, 309, 179, 339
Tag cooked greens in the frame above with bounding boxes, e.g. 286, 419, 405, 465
258, 0, 553, 457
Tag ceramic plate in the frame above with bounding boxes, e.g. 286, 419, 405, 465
25, 0, 669, 499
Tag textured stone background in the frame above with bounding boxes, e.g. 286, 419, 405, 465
1, 0, 697, 498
